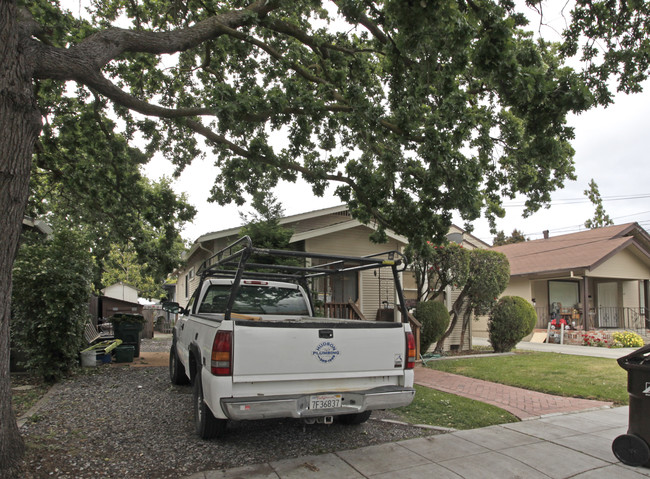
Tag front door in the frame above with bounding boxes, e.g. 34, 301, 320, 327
597, 282, 618, 327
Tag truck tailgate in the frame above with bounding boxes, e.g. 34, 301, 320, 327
232, 319, 406, 382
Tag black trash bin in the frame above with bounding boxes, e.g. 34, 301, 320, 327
111, 314, 144, 358
613, 344, 650, 467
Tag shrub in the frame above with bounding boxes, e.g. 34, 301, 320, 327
11, 230, 94, 382
415, 301, 450, 353
612, 331, 644, 348
488, 296, 537, 353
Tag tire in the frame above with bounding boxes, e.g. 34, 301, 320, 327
613, 434, 650, 467
193, 372, 227, 439
169, 345, 189, 385
337, 411, 372, 425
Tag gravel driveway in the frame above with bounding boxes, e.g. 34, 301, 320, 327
20, 337, 441, 478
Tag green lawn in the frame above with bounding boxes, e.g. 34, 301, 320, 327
426, 351, 628, 404
394, 385, 518, 430
393, 351, 629, 430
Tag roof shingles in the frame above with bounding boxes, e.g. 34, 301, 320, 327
493, 223, 649, 276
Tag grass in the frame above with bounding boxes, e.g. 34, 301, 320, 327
392, 350, 628, 430
394, 385, 518, 430
426, 351, 628, 405
10, 373, 51, 418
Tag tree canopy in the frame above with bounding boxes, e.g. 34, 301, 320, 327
21, 0, 639, 245
405, 242, 469, 303
492, 228, 527, 246
29, 96, 196, 290
435, 248, 510, 352
4, 0, 650, 474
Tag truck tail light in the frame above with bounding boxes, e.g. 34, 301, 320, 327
405, 332, 416, 370
211, 331, 232, 376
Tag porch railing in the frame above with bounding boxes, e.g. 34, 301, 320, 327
322, 301, 365, 320
320, 302, 421, 358
595, 307, 647, 331
535, 306, 648, 332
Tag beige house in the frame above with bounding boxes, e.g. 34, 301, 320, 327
474, 223, 650, 338
175, 205, 488, 351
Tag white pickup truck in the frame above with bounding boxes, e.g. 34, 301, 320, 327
165, 237, 416, 439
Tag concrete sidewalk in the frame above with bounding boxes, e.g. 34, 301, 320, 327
185, 407, 643, 478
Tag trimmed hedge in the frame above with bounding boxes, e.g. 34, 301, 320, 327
488, 296, 536, 353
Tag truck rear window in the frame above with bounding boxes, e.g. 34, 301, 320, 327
199, 284, 310, 316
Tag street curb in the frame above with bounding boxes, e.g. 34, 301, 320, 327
371, 417, 457, 433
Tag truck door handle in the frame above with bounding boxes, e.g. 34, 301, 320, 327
319, 329, 333, 339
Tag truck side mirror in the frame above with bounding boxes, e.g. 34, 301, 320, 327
162, 301, 186, 315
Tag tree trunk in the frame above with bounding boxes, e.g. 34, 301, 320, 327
434, 289, 467, 353
459, 308, 472, 351
0, 1, 42, 475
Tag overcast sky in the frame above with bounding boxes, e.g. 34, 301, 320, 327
60, 0, 650, 246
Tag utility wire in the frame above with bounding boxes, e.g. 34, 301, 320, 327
503, 193, 650, 207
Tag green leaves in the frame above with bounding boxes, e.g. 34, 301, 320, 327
30, 93, 195, 291
584, 179, 614, 229
23, 0, 650, 249
12, 230, 94, 382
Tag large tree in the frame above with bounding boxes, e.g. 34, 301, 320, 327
3, 0, 650, 474
29, 96, 195, 290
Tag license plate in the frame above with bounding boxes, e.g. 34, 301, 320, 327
309, 394, 342, 410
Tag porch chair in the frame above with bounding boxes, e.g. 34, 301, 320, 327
84, 319, 114, 344
81, 319, 121, 363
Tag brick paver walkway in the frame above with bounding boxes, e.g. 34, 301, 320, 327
414, 366, 613, 419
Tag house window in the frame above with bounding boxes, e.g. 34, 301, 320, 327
548, 280, 580, 311
310, 260, 359, 304
185, 273, 190, 299
331, 271, 359, 303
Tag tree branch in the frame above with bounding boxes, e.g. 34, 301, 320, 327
31, 1, 280, 79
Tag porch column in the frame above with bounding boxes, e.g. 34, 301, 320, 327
643, 279, 650, 321
582, 276, 590, 331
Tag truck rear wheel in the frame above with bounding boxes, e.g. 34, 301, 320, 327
169, 345, 189, 385
193, 372, 227, 439
337, 411, 372, 425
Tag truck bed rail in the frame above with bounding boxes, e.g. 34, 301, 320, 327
196, 236, 410, 323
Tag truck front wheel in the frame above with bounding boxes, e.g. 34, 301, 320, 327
193, 372, 227, 439
169, 345, 189, 385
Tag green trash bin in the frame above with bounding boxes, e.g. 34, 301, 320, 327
114, 344, 135, 363
111, 314, 144, 358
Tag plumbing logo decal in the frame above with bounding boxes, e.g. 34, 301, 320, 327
644, 383, 650, 396
312, 342, 340, 363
